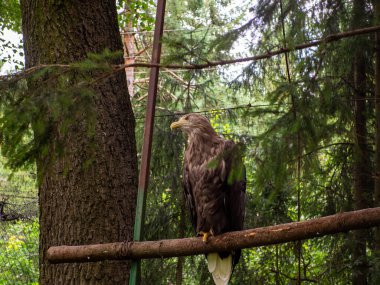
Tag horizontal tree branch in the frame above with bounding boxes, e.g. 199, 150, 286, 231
142, 24, 380, 70
2, 25, 380, 83
47, 207, 380, 264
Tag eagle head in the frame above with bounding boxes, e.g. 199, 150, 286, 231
170, 113, 216, 138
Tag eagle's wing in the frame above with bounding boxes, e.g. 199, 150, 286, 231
223, 140, 246, 265
228, 165, 246, 232
220, 140, 246, 230
183, 162, 197, 232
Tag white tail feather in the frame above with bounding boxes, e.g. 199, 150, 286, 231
207, 253, 232, 285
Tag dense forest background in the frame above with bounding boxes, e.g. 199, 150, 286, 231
1, 0, 380, 284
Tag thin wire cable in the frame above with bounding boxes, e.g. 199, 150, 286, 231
1, 194, 38, 200
120, 26, 229, 35
131, 68, 219, 74
134, 102, 289, 120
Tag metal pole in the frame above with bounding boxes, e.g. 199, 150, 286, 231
129, 0, 166, 284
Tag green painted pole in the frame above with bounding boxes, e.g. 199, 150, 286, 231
129, 0, 166, 284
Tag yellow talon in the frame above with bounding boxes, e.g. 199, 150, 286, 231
198, 231, 211, 243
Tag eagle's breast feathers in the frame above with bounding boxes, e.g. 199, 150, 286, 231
184, 138, 235, 234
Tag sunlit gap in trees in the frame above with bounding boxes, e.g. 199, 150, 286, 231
0, 28, 23, 75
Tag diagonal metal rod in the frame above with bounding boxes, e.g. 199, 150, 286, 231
129, 0, 167, 284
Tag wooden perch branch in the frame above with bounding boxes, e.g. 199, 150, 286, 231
47, 207, 380, 264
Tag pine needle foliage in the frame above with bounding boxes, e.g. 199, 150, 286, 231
0, 50, 122, 178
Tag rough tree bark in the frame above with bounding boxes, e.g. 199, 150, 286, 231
351, 1, 372, 284
20, 1, 138, 284
374, 0, 380, 282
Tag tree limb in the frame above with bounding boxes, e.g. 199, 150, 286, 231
47, 207, 380, 264
2, 25, 380, 83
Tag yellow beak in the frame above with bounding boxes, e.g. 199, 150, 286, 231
170, 118, 186, 130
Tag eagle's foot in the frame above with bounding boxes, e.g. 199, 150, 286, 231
198, 231, 212, 243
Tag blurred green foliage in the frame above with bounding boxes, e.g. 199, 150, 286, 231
0, 220, 39, 285
117, 0, 155, 31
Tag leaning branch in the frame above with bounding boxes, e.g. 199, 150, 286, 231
154, 24, 380, 70
47, 207, 380, 264
2, 25, 380, 83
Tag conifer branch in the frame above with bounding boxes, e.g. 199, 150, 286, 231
1, 25, 380, 82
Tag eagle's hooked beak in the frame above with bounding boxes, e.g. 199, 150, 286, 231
170, 117, 187, 130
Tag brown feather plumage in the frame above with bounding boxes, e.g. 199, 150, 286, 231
171, 113, 246, 269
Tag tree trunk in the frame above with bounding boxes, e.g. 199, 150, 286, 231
351, 1, 371, 284
352, 53, 370, 285
123, 0, 135, 97
20, 1, 138, 284
374, 0, 380, 283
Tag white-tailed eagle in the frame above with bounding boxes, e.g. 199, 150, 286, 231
170, 113, 246, 285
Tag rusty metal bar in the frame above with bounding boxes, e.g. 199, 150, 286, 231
129, 0, 167, 284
